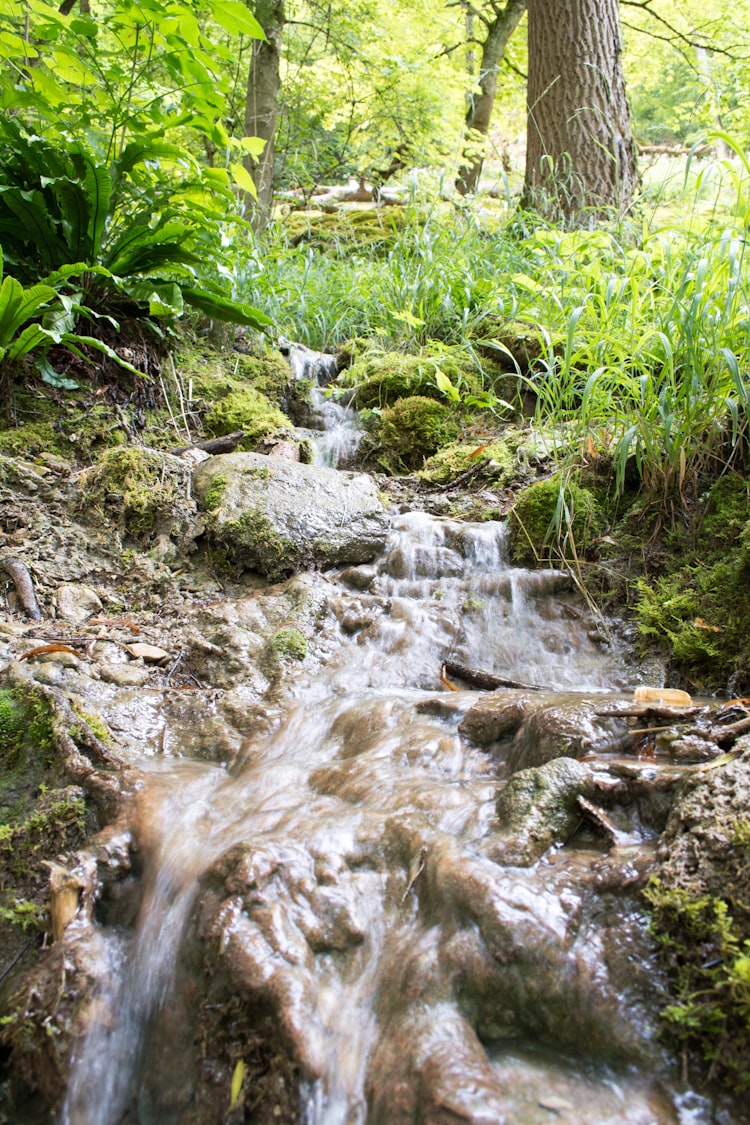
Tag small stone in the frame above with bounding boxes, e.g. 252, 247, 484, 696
99, 662, 151, 686
36, 650, 80, 668
125, 642, 169, 664
56, 584, 103, 625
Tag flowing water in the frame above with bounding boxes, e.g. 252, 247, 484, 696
287, 343, 363, 468
57, 463, 713, 1121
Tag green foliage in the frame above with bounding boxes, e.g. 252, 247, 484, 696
508, 476, 605, 565
634, 476, 750, 689
0, 120, 271, 332
376, 396, 460, 474
645, 878, 750, 1091
0, 688, 27, 770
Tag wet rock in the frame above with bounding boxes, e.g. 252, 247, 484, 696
125, 642, 169, 664
492, 756, 594, 864
460, 691, 635, 773
458, 689, 530, 743
55, 583, 103, 624
98, 662, 151, 687
193, 453, 388, 578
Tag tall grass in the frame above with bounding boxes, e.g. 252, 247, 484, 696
236, 145, 750, 501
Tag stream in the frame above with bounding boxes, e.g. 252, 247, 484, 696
43, 353, 716, 1124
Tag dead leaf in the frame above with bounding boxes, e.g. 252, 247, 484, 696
693, 618, 722, 633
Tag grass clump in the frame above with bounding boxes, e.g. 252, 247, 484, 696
508, 475, 605, 565
376, 396, 460, 474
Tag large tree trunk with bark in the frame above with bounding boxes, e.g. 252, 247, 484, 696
244, 0, 285, 229
523, 0, 637, 224
455, 0, 527, 196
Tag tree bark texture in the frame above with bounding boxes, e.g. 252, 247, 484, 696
523, 0, 637, 223
244, 0, 285, 228
456, 0, 527, 195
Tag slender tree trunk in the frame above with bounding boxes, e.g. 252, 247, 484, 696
456, 0, 527, 196
523, 0, 637, 224
244, 0, 285, 229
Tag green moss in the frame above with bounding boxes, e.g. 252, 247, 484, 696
203, 473, 228, 512
376, 396, 460, 474
418, 439, 513, 485
340, 347, 483, 410
203, 386, 290, 451
223, 509, 298, 581
270, 628, 308, 660
0, 684, 95, 952
79, 447, 189, 540
644, 878, 750, 1092
508, 475, 605, 565
632, 476, 750, 691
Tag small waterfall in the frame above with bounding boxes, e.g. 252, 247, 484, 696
52, 509, 707, 1125
287, 342, 363, 469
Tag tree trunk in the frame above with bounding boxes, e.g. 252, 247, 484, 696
456, 0, 527, 196
244, 0, 285, 229
523, 0, 637, 223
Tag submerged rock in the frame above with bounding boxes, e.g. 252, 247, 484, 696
193, 452, 388, 578
493, 756, 593, 864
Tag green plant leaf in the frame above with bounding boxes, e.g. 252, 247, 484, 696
230, 1059, 245, 1108
180, 286, 272, 329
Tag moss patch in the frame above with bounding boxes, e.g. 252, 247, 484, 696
222, 509, 299, 581
633, 476, 750, 692
0, 685, 95, 952
644, 745, 750, 1092
508, 475, 605, 565
270, 628, 308, 661
203, 387, 290, 451
340, 347, 483, 410
376, 396, 460, 474
79, 446, 192, 541
418, 438, 513, 485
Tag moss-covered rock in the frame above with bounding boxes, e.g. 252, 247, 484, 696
340, 348, 483, 410
418, 438, 513, 485
78, 446, 197, 547
493, 756, 593, 865
193, 452, 388, 579
644, 741, 750, 1092
376, 396, 460, 474
508, 475, 605, 565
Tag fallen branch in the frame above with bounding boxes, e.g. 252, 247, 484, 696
443, 659, 541, 692
174, 430, 246, 456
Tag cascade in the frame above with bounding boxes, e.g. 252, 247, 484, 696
287, 343, 363, 469
41, 396, 712, 1124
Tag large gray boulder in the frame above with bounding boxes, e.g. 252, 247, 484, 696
193, 453, 388, 579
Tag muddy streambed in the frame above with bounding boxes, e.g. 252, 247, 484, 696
2, 499, 728, 1125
